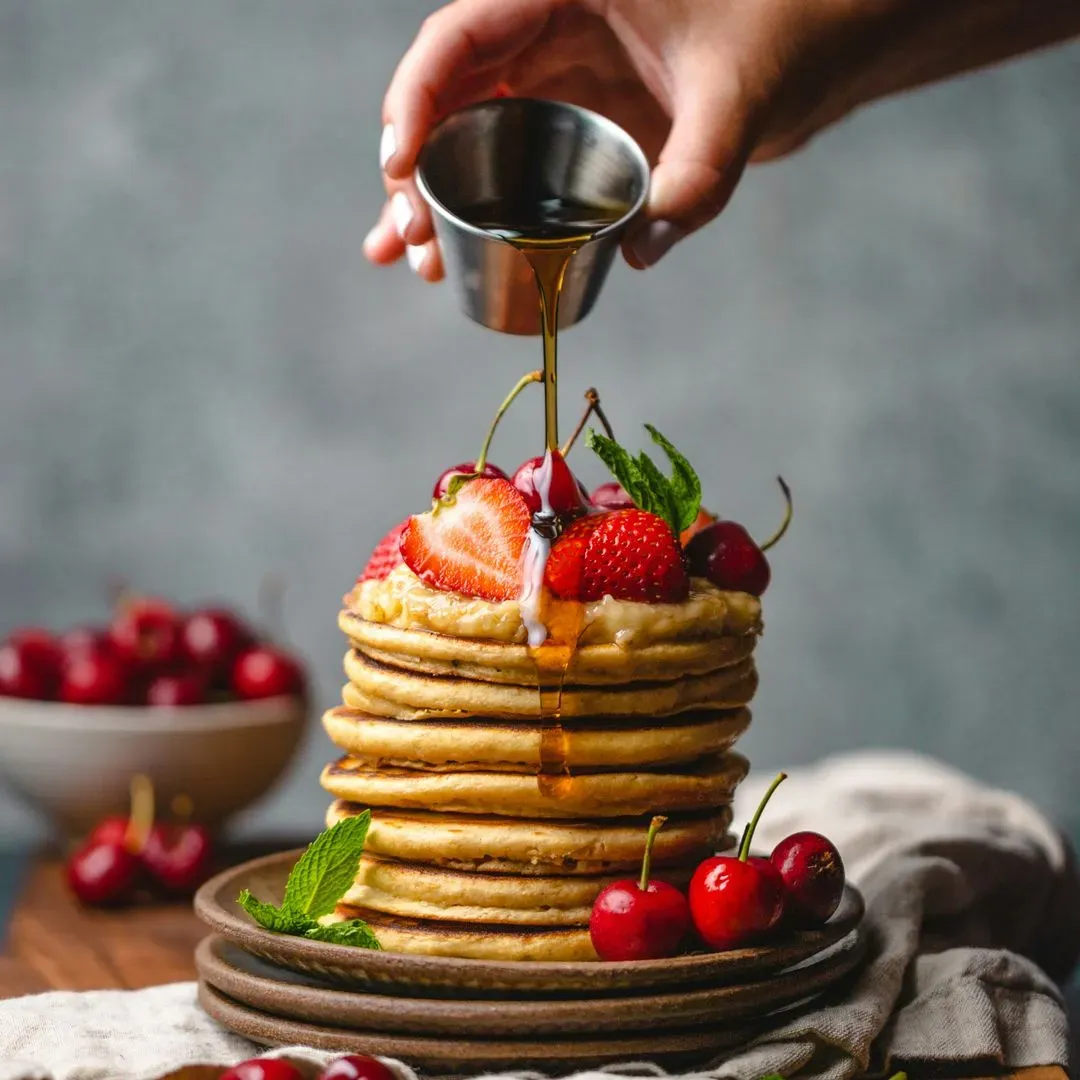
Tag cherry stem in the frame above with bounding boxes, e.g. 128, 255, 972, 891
639, 815, 667, 892
737, 772, 787, 862
759, 477, 793, 553
561, 388, 614, 456
474, 370, 542, 473
125, 773, 155, 855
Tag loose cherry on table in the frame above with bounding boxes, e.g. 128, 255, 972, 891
771, 830, 845, 926
688, 773, 788, 950
220, 1059, 306, 1080
141, 821, 214, 894
317, 1055, 397, 1080
589, 816, 690, 961
684, 478, 792, 597
231, 645, 305, 700
66, 839, 140, 907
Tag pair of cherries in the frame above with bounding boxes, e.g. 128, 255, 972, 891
589, 774, 845, 962
66, 779, 213, 906
221, 1053, 394, 1080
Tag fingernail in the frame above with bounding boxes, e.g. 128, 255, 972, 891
362, 223, 385, 254
406, 244, 427, 273
390, 192, 414, 240
629, 221, 685, 268
379, 124, 397, 171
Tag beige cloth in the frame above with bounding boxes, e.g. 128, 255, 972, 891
0, 751, 1076, 1080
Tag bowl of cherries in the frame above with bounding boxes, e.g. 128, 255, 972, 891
0, 597, 309, 838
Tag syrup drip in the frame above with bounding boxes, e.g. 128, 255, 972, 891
460, 194, 627, 797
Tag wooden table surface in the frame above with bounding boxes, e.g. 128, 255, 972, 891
0, 852, 1070, 1080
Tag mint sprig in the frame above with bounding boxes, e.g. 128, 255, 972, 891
237, 812, 380, 950
587, 425, 702, 534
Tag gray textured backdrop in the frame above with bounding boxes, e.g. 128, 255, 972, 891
1, 2, 1077, 845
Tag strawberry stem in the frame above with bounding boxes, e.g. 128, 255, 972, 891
737, 772, 787, 862
475, 370, 542, 473
639, 815, 667, 891
759, 477, 792, 553
561, 388, 614, 457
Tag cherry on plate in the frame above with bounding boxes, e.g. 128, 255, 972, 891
432, 461, 508, 501
513, 450, 588, 516
684, 521, 771, 596
141, 823, 214, 894
589, 481, 635, 511
318, 1055, 397, 1080
180, 608, 254, 677
771, 830, 845, 926
231, 646, 304, 700
220, 1059, 305, 1080
589, 816, 690, 962
59, 652, 130, 706
67, 840, 140, 906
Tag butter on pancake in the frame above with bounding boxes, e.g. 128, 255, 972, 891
343, 650, 758, 720
322, 706, 750, 771
328, 906, 599, 962
327, 802, 735, 874
321, 752, 749, 819
348, 564, 761, 647
340, 612, 756, 686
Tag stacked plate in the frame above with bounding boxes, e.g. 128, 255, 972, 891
194, 851, 868, 1074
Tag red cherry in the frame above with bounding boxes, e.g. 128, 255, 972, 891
109, 598, 182, 674
589, 816, 690, 962
141, 823, 214, 893
318, 1056, 397, 1080
87, 816, 132, 848
59, 627, 114, 668
513, 450, 588, 516
590, 482, 635, 511
220, 1060, 305, 1080
59, 652, 130, 705
181, 609, 254, 678
145, 671, 209, 707
231, 646, 304, 700
771, 831, 845, 927
66, 841, 140, 906
432, 461, 509, 500
685, 521, 771, 596
688, 772, 788, 950
0, 632, 61, 700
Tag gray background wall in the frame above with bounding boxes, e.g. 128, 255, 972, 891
1, 1, 1077, 845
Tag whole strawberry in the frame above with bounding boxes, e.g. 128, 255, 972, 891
358, 521, 407, 584
545, 509, 689, 603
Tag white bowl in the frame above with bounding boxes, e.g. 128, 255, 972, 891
0, 695, 309, 837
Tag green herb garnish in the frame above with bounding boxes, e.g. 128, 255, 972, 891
587, 424, 702, 535
237, 812, 380, 949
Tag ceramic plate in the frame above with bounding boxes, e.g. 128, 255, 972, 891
195, 849, 865, 995
196, 928, 866, 1036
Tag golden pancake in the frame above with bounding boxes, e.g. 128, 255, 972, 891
327, 802, 735, 874
322, 706, 751, 771
321, 752, 749, 819
330, 904, 598, 961
342, 855, 693, 926
350, 567, 762, 646
341, 613, 756, 686
342, 650, 758, 720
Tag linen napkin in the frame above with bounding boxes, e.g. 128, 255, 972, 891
0, 750, 1076, 1080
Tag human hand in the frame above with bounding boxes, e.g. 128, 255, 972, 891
364, 0, 1080, 281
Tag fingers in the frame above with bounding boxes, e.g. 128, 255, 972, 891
363, 201, 445, 283
624, 61, 759, 270
381, 0, 555, 180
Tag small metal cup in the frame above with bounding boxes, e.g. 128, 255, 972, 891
415, 98, 650, 335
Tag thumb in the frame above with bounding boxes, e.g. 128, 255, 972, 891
625, 71, 757, 269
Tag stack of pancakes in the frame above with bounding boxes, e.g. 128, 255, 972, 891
320, 565, 762, 961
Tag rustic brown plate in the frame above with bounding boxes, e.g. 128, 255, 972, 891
195, 849, 865, 995
196, 928, 866, 1036
197, 981, 768, 1074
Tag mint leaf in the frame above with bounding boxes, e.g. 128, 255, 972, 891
587, 426, 702, 535
645, 425, 702, 532
306, 920, 383, 950
237, 889, 312, 935
283, 811, 372, 921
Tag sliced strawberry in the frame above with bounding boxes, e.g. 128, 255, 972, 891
400, 478, 531, 602
358, 520, 407, 583
680, 506, 718, 548
545, 509, 689, 604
